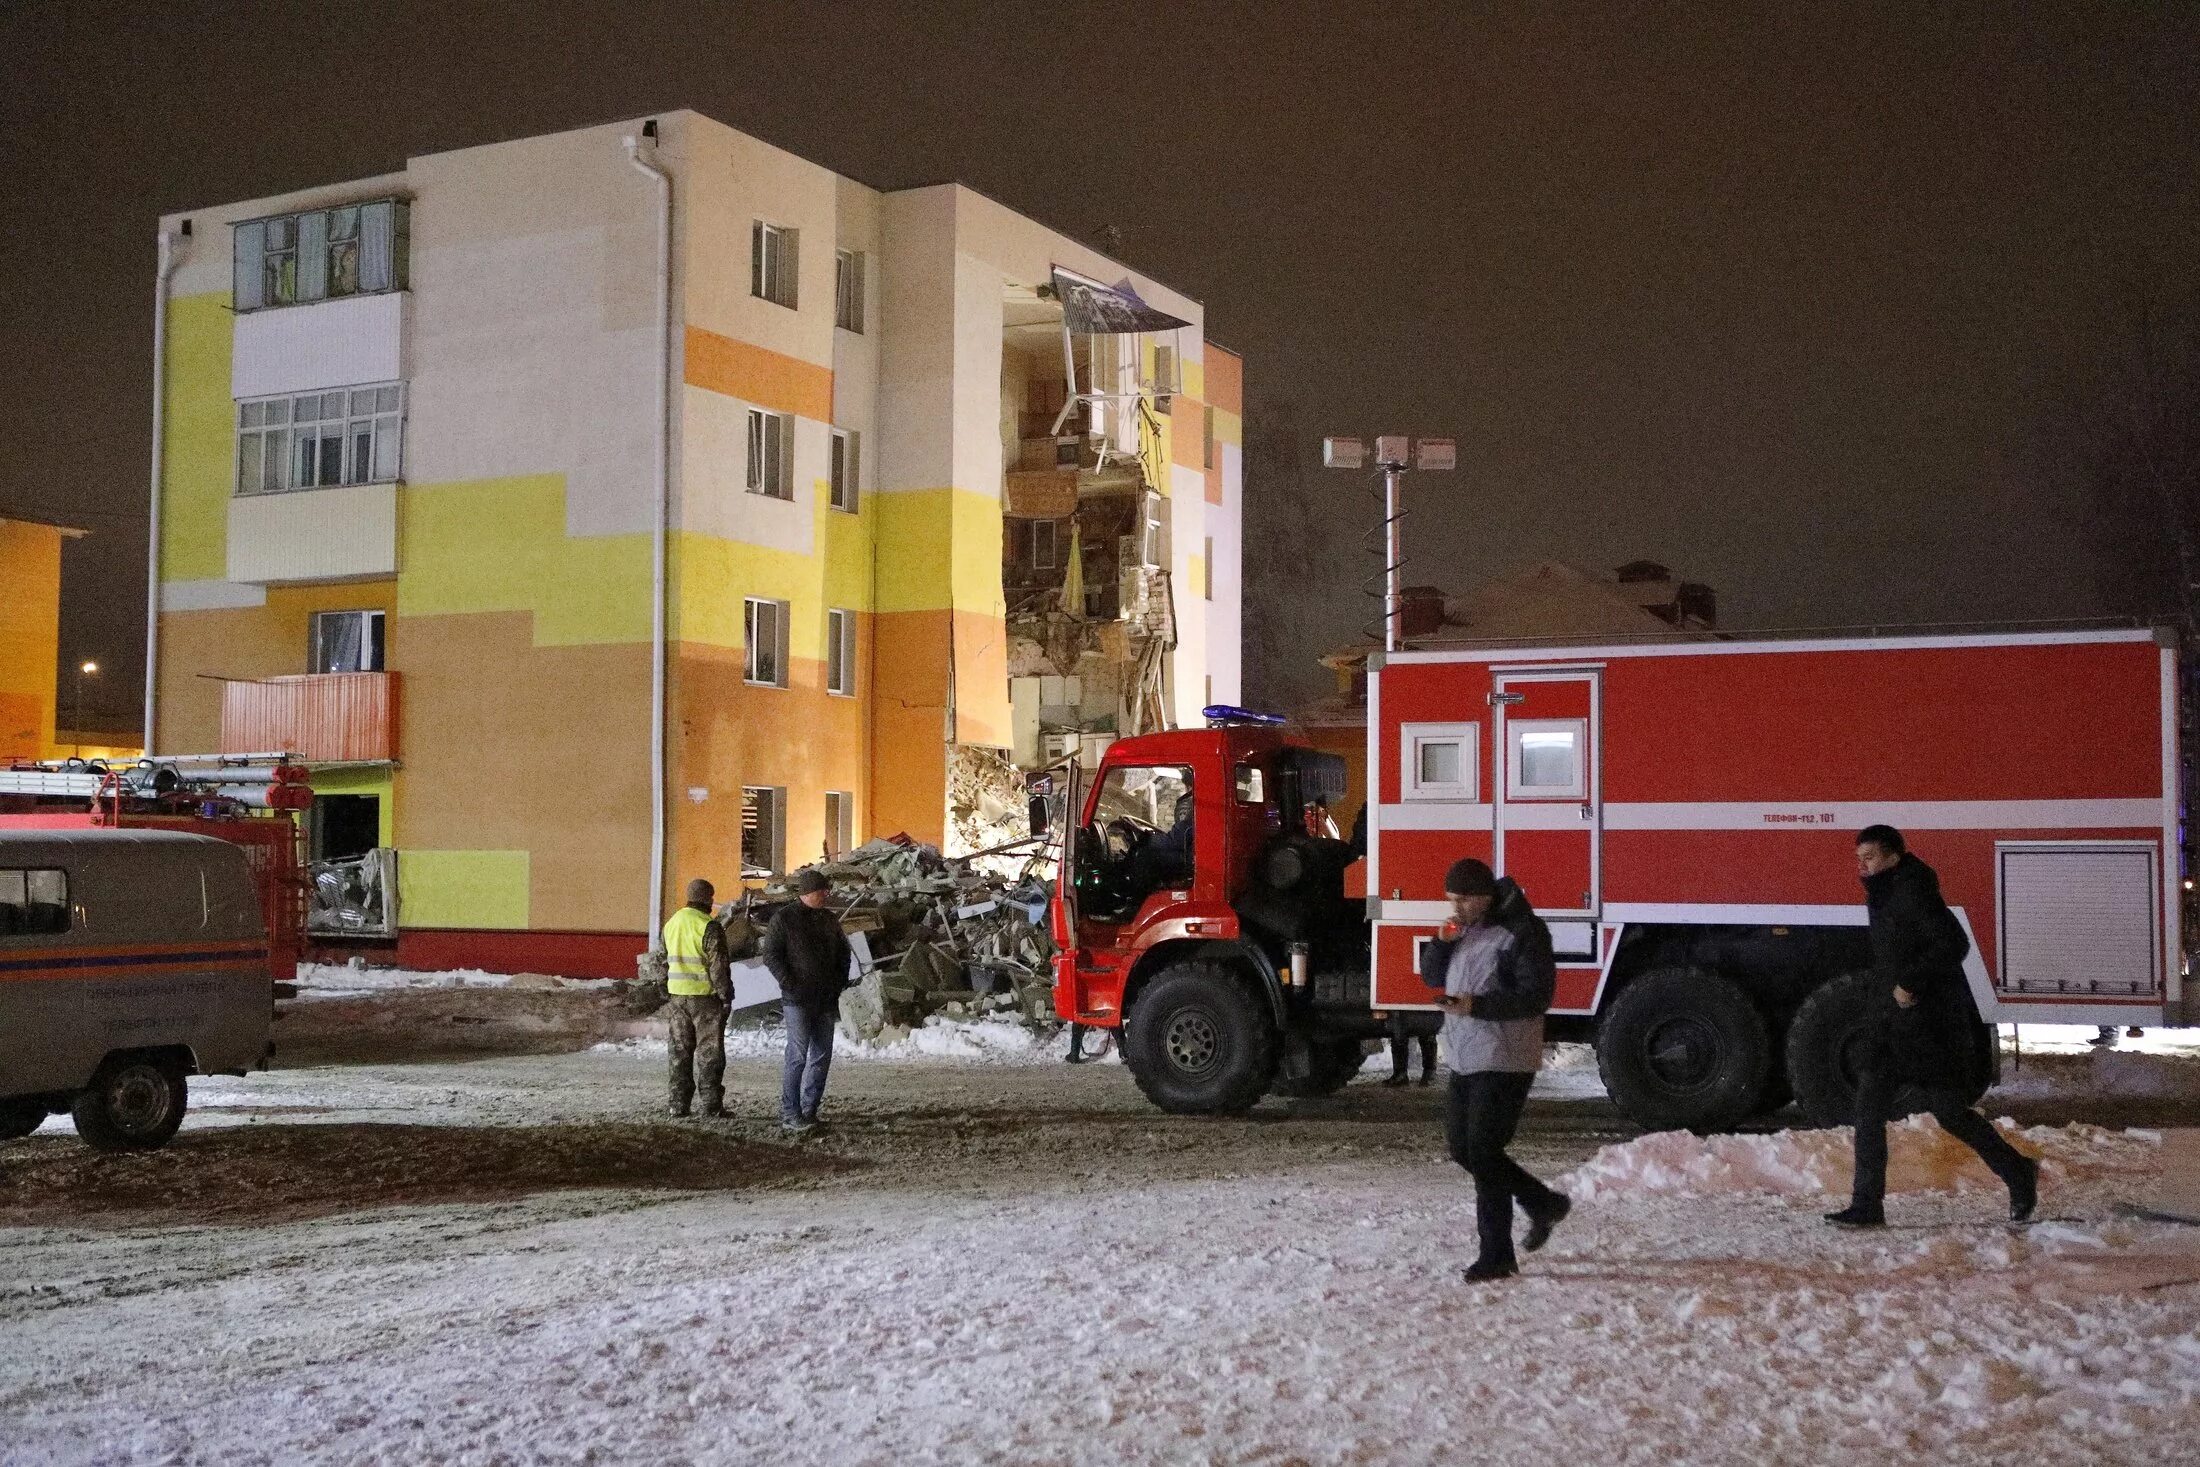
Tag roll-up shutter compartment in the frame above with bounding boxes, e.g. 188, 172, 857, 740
1996, 843, 2161, 996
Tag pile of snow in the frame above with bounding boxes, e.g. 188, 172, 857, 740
1993, 1047, 2200, 1104
292, 962, 615, 1000
2000, 1022, 2200, 1058
595, 1015, 1102, 1068
1564, 1116, 2163, 1202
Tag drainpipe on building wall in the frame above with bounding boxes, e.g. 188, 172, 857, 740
625, 126, 672, 946
143, 224, 187, 753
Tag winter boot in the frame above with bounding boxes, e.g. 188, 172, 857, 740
1823, 1202, 1886, 1228
1523, 1193, 1572, 1253
2009, 1155, 2040, 1223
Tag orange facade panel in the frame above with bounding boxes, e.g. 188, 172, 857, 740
220, 672, 398, 763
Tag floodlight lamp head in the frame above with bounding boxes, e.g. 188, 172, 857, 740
1374, 434, 1411, 467
1415, 438, 1457, 471
1322, 436, 1366, 470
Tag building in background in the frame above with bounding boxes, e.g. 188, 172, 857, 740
0, 510, 86, 760
148, 111, 1243, 975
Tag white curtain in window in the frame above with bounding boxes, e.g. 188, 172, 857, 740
360, 202, 394, 293
297, 210, 330, 301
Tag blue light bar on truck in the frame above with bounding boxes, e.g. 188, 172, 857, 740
1202, 704, 1287, 727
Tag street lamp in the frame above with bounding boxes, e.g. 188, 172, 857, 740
74, 660, 98, 754
1321, 435, 1455, 652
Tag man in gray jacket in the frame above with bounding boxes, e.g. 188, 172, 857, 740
1420, 857, 1571, 1281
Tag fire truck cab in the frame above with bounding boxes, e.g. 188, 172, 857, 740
1051, 713, 1382, 1113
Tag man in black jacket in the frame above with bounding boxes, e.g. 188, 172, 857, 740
1826, 825, 2038, 1227
762, 869, 854, 1133
1420, 858, 1570, 1280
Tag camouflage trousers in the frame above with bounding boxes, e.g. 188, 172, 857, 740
666, 994, 728, 1112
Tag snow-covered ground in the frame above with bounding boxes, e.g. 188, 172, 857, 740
7, 1036, 2199, 1465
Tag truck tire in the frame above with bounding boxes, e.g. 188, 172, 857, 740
1270, 1037, 1367, 1098
0, 1098, 46, 1141
1787, 972, 1991, 1127
1124, 962, 1279, 1114
1596, 968, 1770, 1133
70, 1056, 189, 1152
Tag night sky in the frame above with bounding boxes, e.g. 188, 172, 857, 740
5, 0, 2196, 723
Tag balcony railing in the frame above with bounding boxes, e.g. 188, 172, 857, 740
220, 672, 397, 763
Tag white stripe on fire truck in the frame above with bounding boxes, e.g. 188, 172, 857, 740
1375, 797, 2162, 833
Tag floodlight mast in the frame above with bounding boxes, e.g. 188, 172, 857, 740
1323, 434, 1454, 652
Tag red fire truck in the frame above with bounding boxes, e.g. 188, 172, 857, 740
1053, 627, 2188, 1131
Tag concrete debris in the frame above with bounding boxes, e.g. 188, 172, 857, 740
945, 744, 1031, 863
308, 849, 397, 938
730, 834, 1060, 1041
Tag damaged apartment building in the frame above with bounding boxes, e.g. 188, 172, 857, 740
144, 110, 1244, 977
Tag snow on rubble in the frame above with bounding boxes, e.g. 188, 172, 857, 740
1565, 1115, 2162, 1202
293, 959, 616, 999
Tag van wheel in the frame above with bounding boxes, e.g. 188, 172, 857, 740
71, 1056, 189, 1152
1270, 1037, 1367, 1098
0, 1098, 46, 1140
1596, 968, 1770, 1133
1124, 962, 1278, 1114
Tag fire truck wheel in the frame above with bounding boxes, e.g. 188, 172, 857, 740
1785, 971, 1935, 1128
1596, 968, 1771, 1134
1124, 962, 1279, 1114
0, 1098, 47, 1141
1269, 1037, 1367, 1098
70, 1055, 189, 1153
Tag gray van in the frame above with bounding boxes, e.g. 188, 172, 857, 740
1, 829, 274, 1150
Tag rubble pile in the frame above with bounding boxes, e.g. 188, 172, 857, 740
726, 836, 1059, 1043
945, 744, 1030, 861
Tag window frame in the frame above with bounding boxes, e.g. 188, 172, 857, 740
747, 409, 794, 500
743, 597, 790, 688
1029, 519, 1060, 572
834, 248, 865, 333
1402, 721, 1479, 803
232, 199, 409, 313
828, 428, 859, 513
236, 383, 405, 496
0, 866, 71, 937
752, 220, 799, 309
825, 608, 857, 697
825, 790, 854, 858
308, 609, 387, 674
740, 786, 787, 877
1202, 535, 1214, 601
1505, 718, 1588, 800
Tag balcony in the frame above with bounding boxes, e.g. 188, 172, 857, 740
220, 672, 398, 763
227, 482, 399, 585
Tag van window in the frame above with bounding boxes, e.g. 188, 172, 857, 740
0, 868, 70, 936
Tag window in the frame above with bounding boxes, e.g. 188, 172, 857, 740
1091, 764, 1194, 839
741, 787, 785, 876
1403, 722, 1479, 802
237, 383, 404, 494
0, 867, 69, 936
1507, 719, 1587, 799
1203, 404, 1216, 470
1152, 343, 1177, 396
1029, 519, 1060, 572
233, 200, 408, 312
834, 249, 865, 332
826, 608, 856, 697
829, 429, 859, 512
825, 790, 854, 859
744, 597, 788, 687
747, 409, 793, 500
752, 221, 798, 308
1233, 761, 1265, 804
1202, 535, 1214, 600
310, 610, 386, 673
1143, 515, 1163, 569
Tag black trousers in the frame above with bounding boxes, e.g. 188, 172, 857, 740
1850, 1069, 2030, 1206
1445, 1071, 1562, 1268
1388, 1014, 1436, 1078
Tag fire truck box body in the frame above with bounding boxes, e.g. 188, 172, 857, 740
1367, 627, 2185, 1031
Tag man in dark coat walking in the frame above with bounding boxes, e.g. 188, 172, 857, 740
1826, 825, 2038, 1227
762, 868, 854, 1133
1420, 857, 1571, 1281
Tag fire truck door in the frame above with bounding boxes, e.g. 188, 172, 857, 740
1493, 670, 1600, 919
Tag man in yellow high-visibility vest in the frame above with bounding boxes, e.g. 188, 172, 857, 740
662, 877, 733, 1117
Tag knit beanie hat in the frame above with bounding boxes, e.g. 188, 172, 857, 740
793, 868, 832, 895
1443, 857, 1497, 898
